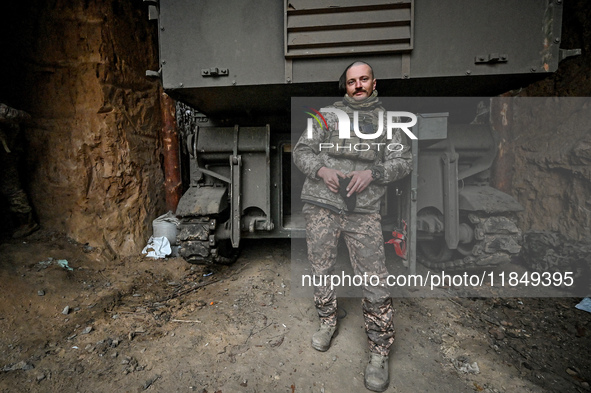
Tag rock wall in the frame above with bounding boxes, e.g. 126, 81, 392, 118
490, 0, 591, 241
509, 98, 591, 240
1, 0, 165, 257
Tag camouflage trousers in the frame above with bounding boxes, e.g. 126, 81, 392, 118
0, 150, 32, 215
304, 203, 395, 356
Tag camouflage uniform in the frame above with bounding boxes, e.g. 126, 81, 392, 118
293, 91, 412, 356
0, 103, 38, 238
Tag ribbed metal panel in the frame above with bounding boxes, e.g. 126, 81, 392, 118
285, 0, 413, 58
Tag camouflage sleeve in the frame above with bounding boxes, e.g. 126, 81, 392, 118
377, 127, 412, 184
292, 118, 331, 179
0, 129, 10, 153
0, 103, 31, 124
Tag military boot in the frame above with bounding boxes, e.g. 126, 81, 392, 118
364, 353, 389, 392
12, 212, 39, 238
311, 323, 337, 352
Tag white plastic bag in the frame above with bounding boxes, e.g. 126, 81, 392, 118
142, 236, 172, 259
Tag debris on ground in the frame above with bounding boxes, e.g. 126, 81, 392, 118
0, 231, 590, 392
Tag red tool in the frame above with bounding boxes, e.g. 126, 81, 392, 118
385, 220, 407, 259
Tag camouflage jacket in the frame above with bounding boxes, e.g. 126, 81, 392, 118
0, 103, 30, 124
0, 103, 30, 153
293, 94, 412, 214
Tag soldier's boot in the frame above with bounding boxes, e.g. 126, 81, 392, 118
12, 212, 39, 238
364, 353, 389, 392
311, 323, 337, 352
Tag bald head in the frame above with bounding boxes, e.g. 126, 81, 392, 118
339, 62, 376, 101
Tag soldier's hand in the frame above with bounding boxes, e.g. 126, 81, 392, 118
317, 167, 346, 193
345, 170, 373, 197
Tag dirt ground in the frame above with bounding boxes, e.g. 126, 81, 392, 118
1, 230, 590, 393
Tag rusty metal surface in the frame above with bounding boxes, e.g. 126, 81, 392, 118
160, 91, 182, 212
489, 96, 516, 194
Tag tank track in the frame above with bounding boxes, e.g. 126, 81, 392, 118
177, 216, 237, 265
418, 214, 522, 269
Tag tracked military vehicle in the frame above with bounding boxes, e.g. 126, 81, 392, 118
146, 0, 576, 272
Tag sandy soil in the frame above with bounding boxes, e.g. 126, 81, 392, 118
0, 230, 590, 393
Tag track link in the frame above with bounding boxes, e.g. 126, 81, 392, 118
177, 216, 237, 265
419, 214, 522, 269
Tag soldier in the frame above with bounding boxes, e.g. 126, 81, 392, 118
293, 61, 412, 392
0, 103, 39, 238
